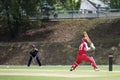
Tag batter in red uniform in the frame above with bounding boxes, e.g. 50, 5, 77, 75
70, 37, 99, 71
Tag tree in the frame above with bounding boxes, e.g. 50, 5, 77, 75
110, 0, 120, 9
45, 0, 81, 11
0, 0, 41, 39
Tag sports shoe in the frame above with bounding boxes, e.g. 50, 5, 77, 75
70, 67, 74, 71
94, 68, 100, 71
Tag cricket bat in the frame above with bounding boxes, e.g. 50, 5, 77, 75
83, 31, 92, 45
83, 31, 96, 50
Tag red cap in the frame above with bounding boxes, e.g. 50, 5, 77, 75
82, 37, 87, 41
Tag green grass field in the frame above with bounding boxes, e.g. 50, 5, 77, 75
0, 65, 120, 80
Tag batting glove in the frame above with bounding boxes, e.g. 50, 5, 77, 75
90, 43, 96, 50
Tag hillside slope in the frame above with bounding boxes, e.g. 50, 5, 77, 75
0, 18, 120, 65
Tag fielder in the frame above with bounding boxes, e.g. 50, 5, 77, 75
27, 44, 41, 67
70, 37, 99, 71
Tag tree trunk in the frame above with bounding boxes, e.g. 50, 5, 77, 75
5, 6, 15, 39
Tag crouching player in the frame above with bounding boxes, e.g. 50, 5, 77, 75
70, 37, 99, 71
27, 44, 41, 67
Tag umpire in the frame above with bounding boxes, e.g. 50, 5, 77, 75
27, 44, 41, 67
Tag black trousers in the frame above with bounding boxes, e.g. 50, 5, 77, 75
27, 54, 41, 67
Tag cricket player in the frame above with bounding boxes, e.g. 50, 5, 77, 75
70, 37, 99, 71
27, 44, 41, 67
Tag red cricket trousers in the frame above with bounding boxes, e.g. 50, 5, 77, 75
71, 53, 98, 70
